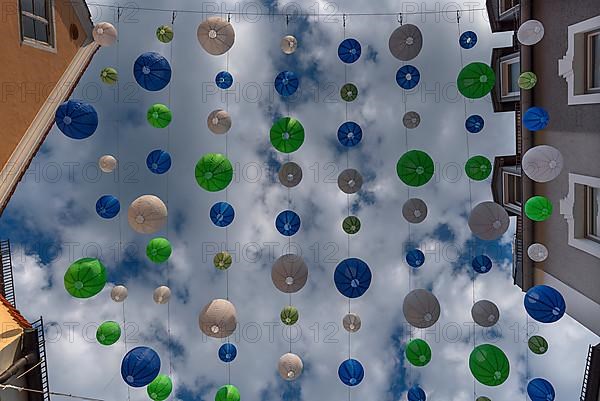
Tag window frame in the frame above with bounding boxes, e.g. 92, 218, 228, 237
499, 0, 519, 18
585, 29, 600, 94
584, 185, 600, 243
502, 170, 522, 213
500, 54, 520, 101
18, 0, 56, 50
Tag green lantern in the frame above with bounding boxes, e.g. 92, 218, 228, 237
476, 397, 492, 401
195, 153, 233, 192
405, 339, 431, 367
457, 62, 496, 99
146, 237, 172, 263
465, 155, 492, 181
100, 67, 118, 85
525, 196, 553, 222
213, 251, 232, 270
469, 344, 510, 386
342, 216, 361, 234
64, 258, 107, 299
270, 117, 305, 153
518, 72, 537, 90
147, 104, 172, 128
147, 374, 173, 401
396, 150, 435, 187
215, 384, 240, 401
341, 83, 358, 102
156, 25, 174, 43
280, 306, 299, 326
96, 321, 121, 346
528, 335, 548, 355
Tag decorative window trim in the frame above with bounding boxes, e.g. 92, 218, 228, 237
558, 15, 600, 105
500, 54, 520, 101
502, 169, 522, 213
498, 0, 519, 19
560, 173, 600, 258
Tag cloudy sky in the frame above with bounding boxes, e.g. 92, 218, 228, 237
1, 0, 598, 400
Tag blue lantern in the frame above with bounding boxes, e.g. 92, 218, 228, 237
218, 343, 237, 363
215, 71, 233, 89
527, 378, 555, 401
55, 100, 98, 139
406, 249, 425, 268
274, 71, 299, 97
338, 38, 361, 63
338, 359, 364, 386
334, 258, 372, 299
133, 52, 172, 91
95, 195, 120, 219
465, 115, 485, 133
472, 255, 492, 274
275, 210, 301, 236
121, 346, 161, 387
146, 149, 172, 174
459, 31, 478, 49
524, 285, 566, 323
408, 385, 427, 401
523, 107, 549, 131
396, 65, 421, 90
337, 121, 363, 147
210, 202, 235, 227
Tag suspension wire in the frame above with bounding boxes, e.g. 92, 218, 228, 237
284, 15, 293, 356
88, 3, 485, 17
0, 385, 106, 401
115, 9, 130, 401
224, 13, 232, 385
456, 11, 476, 401
165, 10, 175, 397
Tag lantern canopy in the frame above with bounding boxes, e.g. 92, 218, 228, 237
471, 300, 500, 327
55, 100, 98, 139
195, 153, 233, 192
278, 353, 303, 381
402, 198, 427, 223
210, 202, 235, 227
278, 162, 302, 187
199, 299, 238, 338
127, 195, 168, 234
334, 258, 372, 299
469, 344, 510, 386
207, 109, 232, 134
403, 111, 421, 129
527, 378, 555, 401
156, 25, 173, 43
457, 62, 495, 99
403, 289, 440, 329
523, 107, 549, 131
389, 24, 423, 61
93, 22, 117, 46
522, 145, 563, 183
405, 339, 431, 367
218, 343, 237, 363
147, 375, 173, 401
396, 150, 434, 187
338, 359, 364, 386
64, 258, 107, 299
524, 285, 566, 323
153, 286, 171, 304
96, 321, 121, 346
146, 150, 172, 174
472, 255, 492, 274
270, 117, 305, 153
517, 20, 545, 45
121, 346, 161, 387
460, 30, 478, 49
99, 155, 117, 172
96, 195, 120, 219
274, 71, 299, 97
343, 313, 361, 333
281, 35, 298, 54
527, 243, 549, 262
338, 38, 362, 63
111, 285, 128, 302
338, 169, 363, 194
468, 201, 509, 240
134, 52, 171, 91
197, 17, 235, 55
271, 254, 308, 293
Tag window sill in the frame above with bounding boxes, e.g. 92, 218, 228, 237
21, 38, 56, 54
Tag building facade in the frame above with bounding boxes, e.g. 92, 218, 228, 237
487, 0, 600, 398
0, 0, 99, 214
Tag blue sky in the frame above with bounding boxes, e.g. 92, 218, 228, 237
1, 1, 598, 401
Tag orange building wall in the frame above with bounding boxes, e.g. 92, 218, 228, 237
0, 0, 88, 170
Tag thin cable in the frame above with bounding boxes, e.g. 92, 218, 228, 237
0, 385, 105, 401
88, 3, 485, 17
223, 18, 232, 385
456, 11, 476, 401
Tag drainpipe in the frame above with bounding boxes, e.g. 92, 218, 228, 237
520, 0, 535, 290
0, 353, 38, 384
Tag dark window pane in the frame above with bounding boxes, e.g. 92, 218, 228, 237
33, 0, 47, 18
21, 15, 35, 39
34, 20, 49, 43
20, 0, 33, 13
591, 34, 600, 88
509, 62, 520, 93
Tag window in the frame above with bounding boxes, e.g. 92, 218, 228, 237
559, 15, 600, 105
586, 30, 600, 93
19, 0, 54, 47
585, 185, 600, 242
502, 171, 522, 212
500, 55, 520, 100
560, 173, 600, 258
499, 0, 519, 17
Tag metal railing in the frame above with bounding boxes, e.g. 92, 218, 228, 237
0, 239, 16, 306
31, 317, 50, 401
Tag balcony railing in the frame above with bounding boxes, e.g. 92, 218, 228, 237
0, 239, 16, 307
31, 317, 50, 401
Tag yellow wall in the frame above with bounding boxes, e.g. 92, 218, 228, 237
0, 304, 24, 374
0, 0, 88, 170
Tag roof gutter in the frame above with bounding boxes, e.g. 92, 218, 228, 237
0, 353, 38, 384
519, 0, 535, 290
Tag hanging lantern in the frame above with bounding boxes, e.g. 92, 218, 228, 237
465, 115, 485, 134
334, 258, 372, 299
146, 237, 172, 263
472, 255, 493, 274
338, 359, 364, 386
96, 321, 121, 346
111, 285, 128, 302
337, 121, 363, 147
55, 99, 98, 140
342, 216, 361, 234
278, 162, 303, 187
389, 24, 423, 61
121, 346, 161, 387
218, 343, 237, 363
403, 289, 440, 329
403, 111, 421, 129
397, 150, 435, 187
64, 258, 107, 299
213, 251, 232, 270
147, 104, 172, 128
340, 83, 358, 102
207, 109, 232, 134
280, 35, 298, 54
215, 71, 234, 89
134, 52, 172, 92
524, 196, 553, 222
280, 306, 299, 326
274, 71, 299, 97
459, 31, 478, 49
469, 344, 510, 386
278, 353, 303, 380
457, 62, 495, 99
522, 145, 563, 183
408, 385, 427, 401
100, 67, 118, 85
338, 168, 363, 194
527, 243, 549, 262
468, 201, 509, 241
275, 210, 301, 236
156, 25, 174, 43
199, 299, 237, 338
195, 153, 233, 192
527, 378, 555, 401
270, 117, 305, 153
405, 339, 431, 367
99, 155, 117, 172
215, 385, 240, 401
338, 38, 362, 63
406, 249, 425, 268
210, 202, 235, 227
342, 313, 361, 333
93, 22, 117, 46
197, 17, 235, 55
147, 375, 173, 401
271, 254, 308, 293
471, 300, 500, 327
402, 198, 427, 224
523, 107, 549, 131
127, 195, 168, 234
517, 20, 545, 46
146, 150, 172, 174
524, 285, 566, 323
396, 65, 421, 90
153, 286, 171, 304
95, 195, 120, 219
